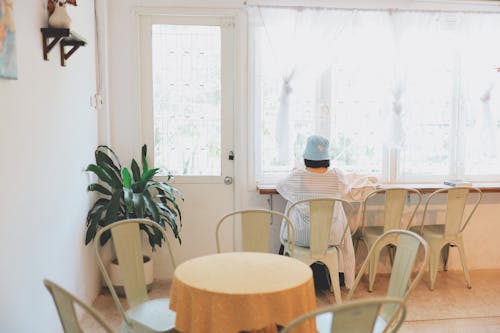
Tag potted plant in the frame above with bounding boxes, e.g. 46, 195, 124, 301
85, 144, 182, 289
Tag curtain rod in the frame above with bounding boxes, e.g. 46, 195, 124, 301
243, 1, 500, 14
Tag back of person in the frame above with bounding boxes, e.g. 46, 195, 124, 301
276, 135, 356, 288
277, 168, 349, 247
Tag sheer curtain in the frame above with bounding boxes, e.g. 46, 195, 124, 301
248, 6, 351, 164
460, 13, 500, 176
249, 6, 500, 182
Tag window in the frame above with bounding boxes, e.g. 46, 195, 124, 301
151, 24, 222, 176
250, 8, 500, 183
140, 14, 235, 183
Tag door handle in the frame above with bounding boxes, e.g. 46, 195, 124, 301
224, 176, 233, 185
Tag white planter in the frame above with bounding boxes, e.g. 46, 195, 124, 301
108, 255, 154, 296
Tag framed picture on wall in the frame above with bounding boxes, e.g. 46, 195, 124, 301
0, 0, 17, 79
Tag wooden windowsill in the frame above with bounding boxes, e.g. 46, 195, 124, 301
257, 183, 500, 195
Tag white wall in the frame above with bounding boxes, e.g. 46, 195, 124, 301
0, 1, 100, 332
106, 0, 500, 281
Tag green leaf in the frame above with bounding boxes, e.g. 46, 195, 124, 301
132, 193, 145, 218
85, 204, 109, 244
123, 188, 134, 213
91, 206, 108, 226
95, 152, 123, 187
87, 198, 110, 220
141, 144, 149, 173
152, 227, 164, 249
141, 168, 159, 183
151, 181, 183, 201
162, 213, 180, 241
155, 188, 169, 206
96, 145, 122, 169
161, 196, 182, 224
104, 190, 122, 225
99, 230, 112, 246
143, 191, 160, 222
95, 150, 121, 176
87, 183, 112, 196
131, 159, 141, 182
85, 144, 183, 248
85, 164, 117, 188
122, 167, 132, 189
139, 224, 162, 250
85, 219, 98, 245
131, 179, 147, 193
100, 164, 123, 187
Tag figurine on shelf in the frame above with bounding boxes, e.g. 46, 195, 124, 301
47, 0, 77, 29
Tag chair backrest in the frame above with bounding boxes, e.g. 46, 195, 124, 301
287, 198, 353, 256
216, 209, 295, 255
280, 297, 406, 333
361, 188, 422, 232
348, 230, 429, 322
94, 219, 176, 323
44, 279, 113, 333
417, 187, 482, 237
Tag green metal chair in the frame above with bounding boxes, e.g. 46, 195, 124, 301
287, 198, 354, 304
94, 219, 178, 333
280, 297, 406, 333
44, 279, 113, 333
216, 209, 296, 255
356, 188, 422, 292
347, 229, 429, 326
410, 187, 482, 290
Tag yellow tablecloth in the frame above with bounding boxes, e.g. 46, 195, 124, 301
170, 252, 317, 333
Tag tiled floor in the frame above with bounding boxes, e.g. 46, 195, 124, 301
81, 269, 500, 332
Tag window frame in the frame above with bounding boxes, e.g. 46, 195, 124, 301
138, 11, 237, 184
249, 9, 500, 185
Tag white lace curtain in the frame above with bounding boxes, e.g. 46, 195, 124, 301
248, 6, 500, 166
247, 6, 351, 163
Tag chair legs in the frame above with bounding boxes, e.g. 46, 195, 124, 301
354, 237, 360, 254
428, 238, 472, 290
368, 245, 382, 293
353, 230, 362, 254
364, 235, 398, 293
441, 244, 450, 271
323, 254, 342, 304
428, 244, 441, 291
388, 245, 396, 266
456, 240, 472, 289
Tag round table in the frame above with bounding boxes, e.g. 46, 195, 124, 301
169, 252, 317, 333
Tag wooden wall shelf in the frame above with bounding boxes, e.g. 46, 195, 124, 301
41, 28, 86, 66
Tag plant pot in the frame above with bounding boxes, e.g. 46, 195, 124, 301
108, 255, 153, 296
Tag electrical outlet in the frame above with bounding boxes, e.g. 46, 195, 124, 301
90, 93, 103, 109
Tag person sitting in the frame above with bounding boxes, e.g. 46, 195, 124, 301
277, 134, 356, 289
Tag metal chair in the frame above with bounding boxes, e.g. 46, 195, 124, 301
281, 297, 406, 333
410, 187, 482, 290
216, 209, 295, 255
347, 229, 429, 326
44, 278, 113, 333
356, 188, 422, 292
94, 219, 178, 333
287, 198, 354, 304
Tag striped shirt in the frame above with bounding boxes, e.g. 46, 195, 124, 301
277, 168, 356, 288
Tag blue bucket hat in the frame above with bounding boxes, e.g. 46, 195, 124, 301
303, 135, 330, 161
